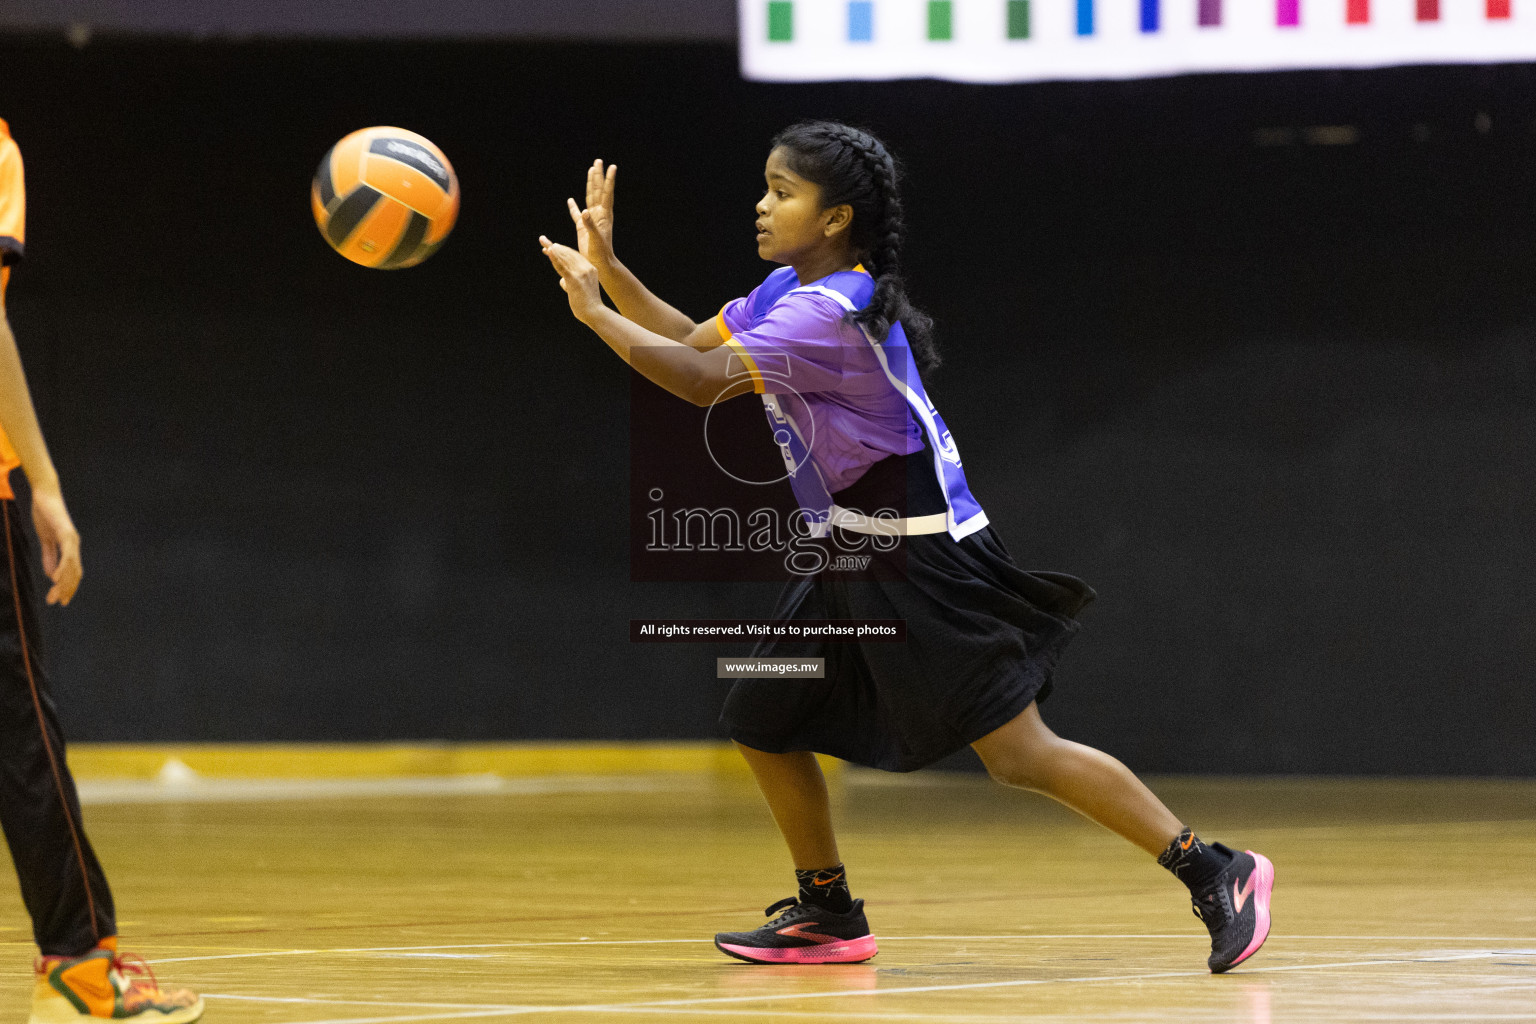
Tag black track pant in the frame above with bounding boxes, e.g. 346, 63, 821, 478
0, 498, 115, 957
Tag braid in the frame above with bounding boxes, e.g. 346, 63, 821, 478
840, 131, 938, 369
771, 122, 941, 371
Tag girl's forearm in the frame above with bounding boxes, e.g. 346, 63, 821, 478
583, 307, 746, 407
0, 314, 60, 492
599, 259, 701, 343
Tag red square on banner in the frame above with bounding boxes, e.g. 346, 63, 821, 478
1417, 0, 1439, 19
1347, 0, 1369, 23
1487, 0, 1510, 17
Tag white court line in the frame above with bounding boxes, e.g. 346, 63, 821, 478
597, 1012, 1536, 1023
206, 996, 1069, 1022
206, 995, 526, 1010
234, 1011, 531, 1024
150, 934, 1536, 965
231, 950, 1520, 1024
215, 1008, 1108, 1024
879, 934, 1536, 942
593, 1014, 1536, 1022
150, 940, 704, 964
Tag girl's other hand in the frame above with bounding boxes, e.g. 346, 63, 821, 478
567, 159, 617, 270
29, 484, 82, 606
540, 236, 605, 323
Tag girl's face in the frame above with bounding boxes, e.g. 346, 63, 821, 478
755, 147, 853, 266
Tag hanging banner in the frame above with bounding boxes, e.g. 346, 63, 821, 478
740, 0, 1534, 82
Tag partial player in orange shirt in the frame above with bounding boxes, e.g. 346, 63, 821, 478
0, 119, 203, 1024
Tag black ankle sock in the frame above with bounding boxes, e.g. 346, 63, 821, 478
796, 864, 854, 914
1157, 828, 1232, 892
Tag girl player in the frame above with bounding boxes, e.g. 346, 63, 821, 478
1, 117, 202, 1022
539, 121, 1273, 973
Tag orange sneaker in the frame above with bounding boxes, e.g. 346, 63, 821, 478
29, 947, 203, 1023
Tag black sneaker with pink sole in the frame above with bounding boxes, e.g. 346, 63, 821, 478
1192, 845, 1275, 973
714, 897, 878, 964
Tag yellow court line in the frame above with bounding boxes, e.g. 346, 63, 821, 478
66, 742, 845, 781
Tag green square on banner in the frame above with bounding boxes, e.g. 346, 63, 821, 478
928, 0, 953, 39
1007, 0, 1030, 38
767, 0, 793, 41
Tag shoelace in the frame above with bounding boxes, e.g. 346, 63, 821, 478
1190, 885, 1233, 927
111, 951, 163, 993
762, 897, 815, 925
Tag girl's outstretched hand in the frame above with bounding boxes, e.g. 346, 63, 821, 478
568, 159, 617, 271
540, 235, 605, 323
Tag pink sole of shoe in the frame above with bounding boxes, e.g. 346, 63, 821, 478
716, 934, 879, 964
1228, 851, 1275, 968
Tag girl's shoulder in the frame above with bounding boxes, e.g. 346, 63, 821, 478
742, 267, 847, 330
796, 268, 875, 312
754, 266, 874, 315
744, 266, 804, 314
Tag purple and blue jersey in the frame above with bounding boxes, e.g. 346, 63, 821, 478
716, 266, 988, 540
717, 266, 922, 493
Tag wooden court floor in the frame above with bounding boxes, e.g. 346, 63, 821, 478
2, 772, 1533, 1022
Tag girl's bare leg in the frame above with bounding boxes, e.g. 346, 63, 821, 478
734, 742, 841, 869
971, 703, 1184, 856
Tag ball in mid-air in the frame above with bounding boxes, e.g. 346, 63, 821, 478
311, 127, 459, 269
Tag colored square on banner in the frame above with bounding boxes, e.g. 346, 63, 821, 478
1417, 0, 1440, 20
1141, 0, 1160, 33
848, 0, 873, 41
767, 0, 793, 41
1007, 0, 1031, 38
1198, 0, 1221, 26
928, 0, 953, 40
1076, 0, 1094, 36
1488, 0, 1511, 18
1276, 0, 1299, 27
1347, 0, 1368, 23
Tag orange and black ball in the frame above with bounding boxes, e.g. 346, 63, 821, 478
311, 127, 459, 269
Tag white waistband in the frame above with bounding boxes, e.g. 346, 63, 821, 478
826, 504, 949, 536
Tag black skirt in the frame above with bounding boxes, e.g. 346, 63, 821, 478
720, 453, 1095, 772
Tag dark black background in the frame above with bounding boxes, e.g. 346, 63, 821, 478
1, 36, 1534, 772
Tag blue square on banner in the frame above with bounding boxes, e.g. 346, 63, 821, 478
1076, 0, 1094, 35
848, 0, 873, 41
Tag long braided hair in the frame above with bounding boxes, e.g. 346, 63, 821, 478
770, 121, 941, 371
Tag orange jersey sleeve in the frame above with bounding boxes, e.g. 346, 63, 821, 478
0, 120, 23, 309
0, 119, 22, 493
